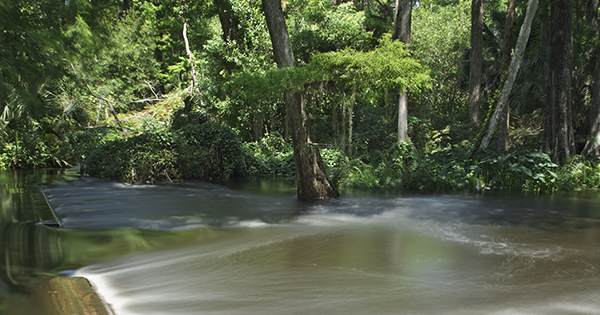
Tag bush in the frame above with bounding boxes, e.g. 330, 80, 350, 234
175, 122, 245, 180
473, 149, 559, 191
76, 122, 244, 183
242, 133, 295, 178
81, 127, 178, 183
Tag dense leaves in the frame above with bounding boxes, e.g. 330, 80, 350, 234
3, 0, 600, 193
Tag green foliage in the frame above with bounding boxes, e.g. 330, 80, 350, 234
242, 133, 296, 178
307, 37, 431, 95
76, 122, 244, 183
339, 141, 420, 190
473, 149, 559, 191
175, 122, 245, 179
287, 0, 376, 62
556, 156, 600, 191
225, 37, 431, 117
411, 0, 471, 117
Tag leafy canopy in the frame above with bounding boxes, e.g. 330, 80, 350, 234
226, 36, 431, 104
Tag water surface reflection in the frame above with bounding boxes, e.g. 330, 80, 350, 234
43, 178, 600, 315
3, 170, 600, 315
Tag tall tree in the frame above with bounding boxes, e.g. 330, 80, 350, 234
392, 0, 411, 142
543, 0, 574, 161
262, 0, 339, 199
469, 0, 485, 124
582, 0, 600, 155
497, 0, 518, 150
479, 0, 539, 150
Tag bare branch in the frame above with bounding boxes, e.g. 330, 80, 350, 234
70, 63, 129, 135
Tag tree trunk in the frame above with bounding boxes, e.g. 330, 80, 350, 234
497, 0, 517, 150
544, 0, 574, 162
582, 7, 600, 156
183, 22, 201, 106
582, 52, 600, 155
587, 0, 599, 24
469, 0, 484, 124
392, 0, 411, 142
479, 0, 539, 150
262, 0, 339, 199
214, 0, 241, 43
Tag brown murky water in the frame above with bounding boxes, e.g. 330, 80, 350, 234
2, 169, 600, 314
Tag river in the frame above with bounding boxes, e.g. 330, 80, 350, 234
2, 169, 600, 314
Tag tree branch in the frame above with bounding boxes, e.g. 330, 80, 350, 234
183, 21, 201, 106
70, 63, 128, 135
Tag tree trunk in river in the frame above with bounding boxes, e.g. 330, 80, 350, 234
262, 0, 339, 199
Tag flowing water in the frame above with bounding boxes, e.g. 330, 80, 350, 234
2, 169, 600, 314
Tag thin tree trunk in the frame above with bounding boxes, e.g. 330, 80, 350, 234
348, 91, 355, 156
393, 0, 411, 142
469, 0, 484, 124
262, 0, 339, 199
479, 0, 539, 150
183, 22, 201, 106
341, 93, 347, 155
497, 0, 518, 150
544, 0, 574, 162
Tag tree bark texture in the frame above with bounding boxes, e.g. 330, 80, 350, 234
582, 52, 600, 155
393, 0, 411, 142
469, 0, 484, 124
262, 0, 339, 199
497, 0, 518, 150
214, 0, 241, 43
479, 0, 538, 150
544, 0, 574, 162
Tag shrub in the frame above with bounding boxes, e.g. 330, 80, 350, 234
175, 122, 245, 180
76, 122, 244, 183
242, 133, 295, 178
473, 149, 559, 191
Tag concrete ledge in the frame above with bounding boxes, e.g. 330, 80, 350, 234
32, 187, 62, 228
37, 276, 114, 315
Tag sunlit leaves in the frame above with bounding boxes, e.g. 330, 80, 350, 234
226, 36, 431, 106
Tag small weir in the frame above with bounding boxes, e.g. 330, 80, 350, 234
2, 169, 600, 314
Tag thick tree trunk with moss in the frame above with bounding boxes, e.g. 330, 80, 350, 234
544, 0, 574, 162
469, 0, 484, 124
262, 0, 339, 199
